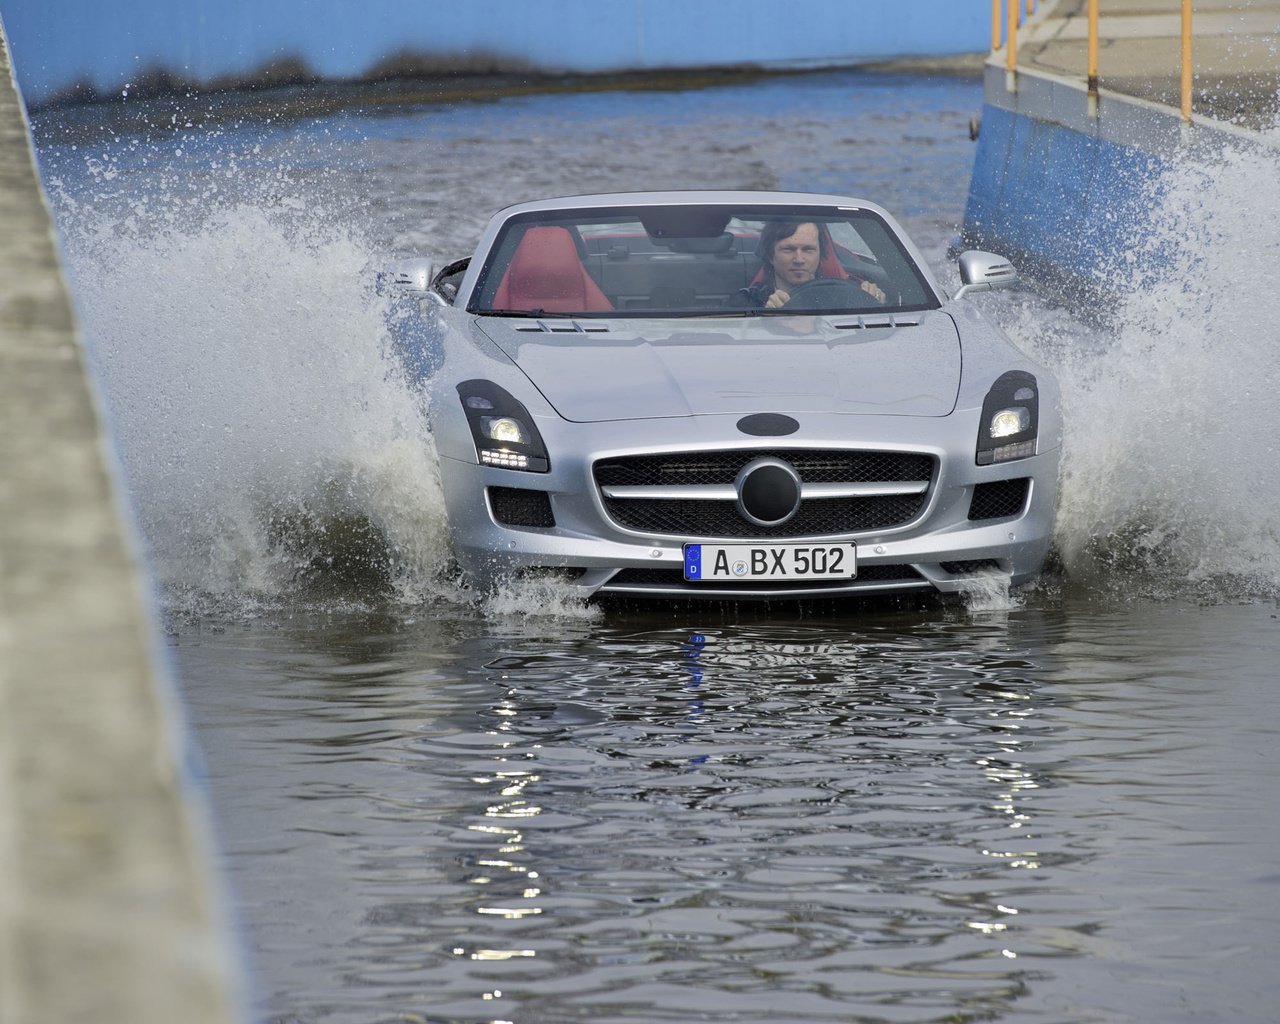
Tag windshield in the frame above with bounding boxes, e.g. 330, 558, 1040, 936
468, 205, 940, 317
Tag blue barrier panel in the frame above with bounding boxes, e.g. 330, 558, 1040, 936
964, 103, 1172, 295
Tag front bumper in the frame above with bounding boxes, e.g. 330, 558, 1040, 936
436, 414, 1060, 601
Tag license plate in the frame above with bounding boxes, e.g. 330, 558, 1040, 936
683, 543, 857, 582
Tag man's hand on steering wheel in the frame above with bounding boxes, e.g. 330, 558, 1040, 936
858, 278, 887, 303
773, 278, 886, 308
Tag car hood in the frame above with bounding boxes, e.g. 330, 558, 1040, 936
474, 312, 961, 422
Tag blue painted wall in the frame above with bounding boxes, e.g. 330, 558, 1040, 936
1, 0, 988, 105
957, 53, 1218, 299
964, 103, 1168, 288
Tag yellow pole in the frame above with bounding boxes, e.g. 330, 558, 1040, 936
992, 0, 1002, 53
1181, 0, 1193, 122
1087, 0, 1099, 115
1026, 0, 1034, 17
1007, 0, 1018, 73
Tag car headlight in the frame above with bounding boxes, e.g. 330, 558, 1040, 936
976, 371, 1038, 465
458, 380, 550, 472
481, 416, 528, 445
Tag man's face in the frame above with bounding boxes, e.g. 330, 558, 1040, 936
771, 223, 821, 288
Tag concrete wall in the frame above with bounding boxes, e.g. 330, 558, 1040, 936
0, 0, 989, 105
0, 14, 243, 1023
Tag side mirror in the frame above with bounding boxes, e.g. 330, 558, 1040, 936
953, 250, 1018, 300
430, 257, 471, 305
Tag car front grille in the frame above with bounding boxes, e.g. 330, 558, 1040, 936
593, 449, 934, 539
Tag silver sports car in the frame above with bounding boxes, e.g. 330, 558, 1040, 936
386, 191, 1060, 600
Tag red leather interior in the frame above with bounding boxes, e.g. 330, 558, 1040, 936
491, 226, 614, 312
819, 247, 852, 280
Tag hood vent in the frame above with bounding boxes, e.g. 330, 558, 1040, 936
832, 315, 920, 331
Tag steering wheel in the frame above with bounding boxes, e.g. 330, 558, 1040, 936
784, 277, 867, 310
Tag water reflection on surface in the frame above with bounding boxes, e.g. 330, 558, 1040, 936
175, 599, 1280, 1023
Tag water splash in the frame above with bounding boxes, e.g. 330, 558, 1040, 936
1015, 131, 1280, 600
48, 160, 455, 616
957, 571, 1021, 614
482, 578, 604, 622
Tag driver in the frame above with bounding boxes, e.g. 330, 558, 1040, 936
736, 220, 886, 308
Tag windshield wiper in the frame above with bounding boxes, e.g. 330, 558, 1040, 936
477, 308, 585, 318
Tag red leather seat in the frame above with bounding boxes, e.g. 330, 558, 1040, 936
491, 226, 613, 313
818, 245, 852, 280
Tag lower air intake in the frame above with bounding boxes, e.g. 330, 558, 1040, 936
488, 487, 555, 528
968, 478, 1030, 521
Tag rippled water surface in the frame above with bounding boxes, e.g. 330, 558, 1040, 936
177, 601, 1280, 1023
34, 68, 1280, 1022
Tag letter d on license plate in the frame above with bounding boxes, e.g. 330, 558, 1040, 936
683, 543, 857, 581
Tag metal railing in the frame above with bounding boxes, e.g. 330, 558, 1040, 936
991, 0, 1196, 122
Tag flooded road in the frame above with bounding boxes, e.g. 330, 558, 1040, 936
34, 68, 1280, 1022
173, 600, 1280, 1024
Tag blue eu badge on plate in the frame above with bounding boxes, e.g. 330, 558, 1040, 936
684, 544, 702, 579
